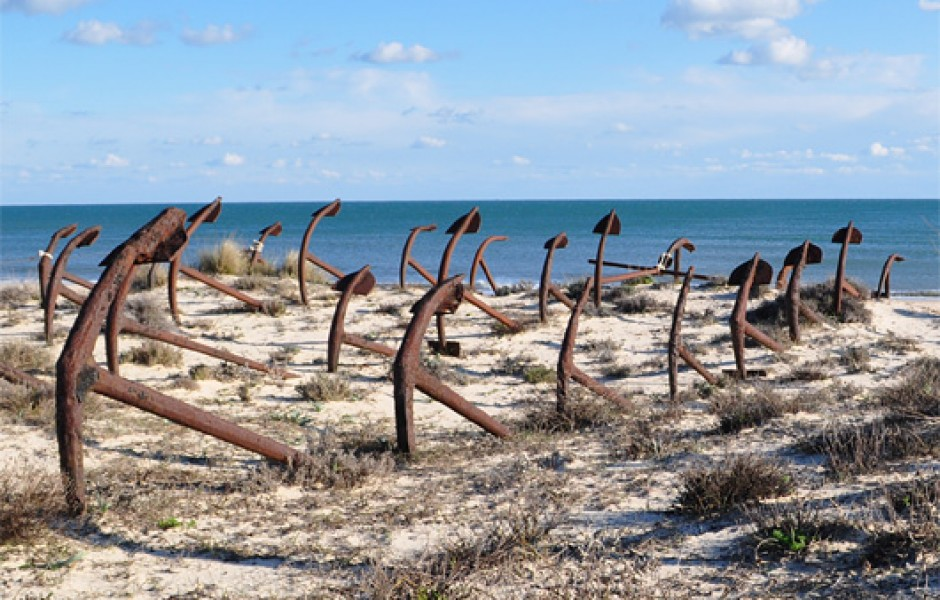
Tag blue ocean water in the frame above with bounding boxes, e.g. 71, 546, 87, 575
1, 199, 938, 295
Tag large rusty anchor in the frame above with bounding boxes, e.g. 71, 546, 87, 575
727, 254, 784, 379
393, 275, 513, 452
556, 276, 632, 412
782, 241, 825, 343
874, 254, 905, 299
399, 224, 437, 288
592, 237, 706, 283
247, 221, 282, 274
668, 267, 718, 401
38, 224, 79, 307
44, 226, 101, 343
327, 266, 396, 372
831, 221, 863, 317
56, 208, 307, 515
468, 235, 508, 294
538, 233, 574, 323
298, 199, 345, 306
168, 197, 265, 323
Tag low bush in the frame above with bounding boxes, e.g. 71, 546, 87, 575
675, 455, 794, 516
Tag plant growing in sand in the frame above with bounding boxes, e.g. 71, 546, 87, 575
710, 383, 802, 434
675, 455, 794, 516
879, 356, 939, 417
120, 340, 184, 368
0, 283, 40, 309
196, 238, 249, 276
296, 373, 358, 404
0, 467, 64, 543
0, 340, 52, 373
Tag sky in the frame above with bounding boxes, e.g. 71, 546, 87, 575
1, 0, 938, 204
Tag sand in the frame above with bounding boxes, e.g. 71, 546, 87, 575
0, 272, 938, 598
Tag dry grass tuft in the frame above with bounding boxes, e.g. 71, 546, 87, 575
879, 356, 940, 417
295, 373, 359, 404
0, 340, 53, 373
516, 392, 620, 434
0, 380, 52, 425
120, 340, 184, 368
130, 264, 168, 291
0, 466, 65, 543
0, 283, 40, 308
710, 383, 802, 434
801, 417, 938, 478
287, 428, 396, 490
367, 509, 557, 599
196, 238, 249, 276
125, 294, 171, 329
675, 455, 794, 516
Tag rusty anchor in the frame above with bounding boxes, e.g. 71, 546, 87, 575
538, 233, 575, 323
399, 224, 438, 288
0, 361, 54, 395
556, 276, 632, 412
56, 207, 307, 515
590, 237, 715, 287
401, 208, 520, 356
38, 239, 294, 380
468, 235, 508, 294
168, 197, 266, 323
327, 266, 397, 372
831, 221, 863, 317
298, 199, 346, 306
782, 241, 825, 343
874, 254, 906, 299
668, 267, 718, 401
38, 224, 78, 307
247, 221, 282, 274
727, 254, 784, 380
591, 210, 620, 308
393, 275, 513, 452
44, 226, 102, 344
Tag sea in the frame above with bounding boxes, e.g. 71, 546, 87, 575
1, 199, 938, 296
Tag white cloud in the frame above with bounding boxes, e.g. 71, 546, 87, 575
610, 122, 635, 133
821, 152, 855, 163
63, 20, 156, 46
870, 142, 905, 157
800, 53, 924, 88
665, 0, 814, 67
412, 135, 446, 149
197, 135, 223, 146
181, 24, 250, 46
222, 152, 245, 166
511, 155, 531, 166
90, 153, 129, 168
359, 41, 439, 64
1, 0, 88, 15
920, 0, 940, 10
320, 169, 341, 179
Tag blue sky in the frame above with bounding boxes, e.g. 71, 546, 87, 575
1, 0, 938, 204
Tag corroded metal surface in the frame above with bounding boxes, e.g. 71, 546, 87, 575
56, 208, 304, 515
592, 210, 621, 308
298, 199, 345, 305
728, 253, 783, 380
327, 266, 380, 372
393, 275, 512, 453
668, 267, 717, 401
399, 224, 437, 288
169, 197, 222, 323
557, 276, 632, 412
874, 253, 906, 299
538, 233, 574, 323
783, 241, 824, 342
469, 235, 508, 294
0, 362, 54, 394
44, 226, 101, 344
38, 223, 78, 308
831, 221, 863, 316
248, 221, 282, 274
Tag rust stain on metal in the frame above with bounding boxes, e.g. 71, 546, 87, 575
668, 267, 717, 401
874, 254, 905, 299
168, 197, 221, 323
782, 241, 824, 342
56, 207, 305, 515
538, 233, 574, 323
557, 276, 632, 412
728, 253, 783, 380
0, 362, 54, 395
38, 224, 78, 308
591, 210, 621, 308
399, 224, 437, 288
44, 226, 101, 344
831, 221, 863, 316
393, 275, 512, 453
327, 266, 385, 372
248, 221, 282, 274
298, 199, 345, 305
469, 235, 508, 294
